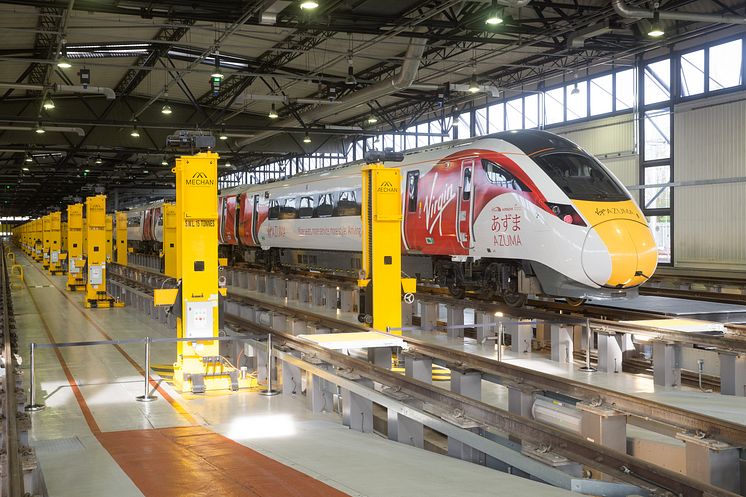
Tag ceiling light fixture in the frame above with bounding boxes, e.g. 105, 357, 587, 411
648, 11, 665, 38
22, 167, 29, 172
485, 0, 503, 25
57, 38, 72, 68
25, 154, 33, 163
570, 83, 580, 96
468, 75, 480, 93
161, 103, 172, 115
130, 125, 140, 138
345, 51, 356, 85
219, 124, 228, 140
300, 0, 319, 10
161, 159, 168, 166
367, 115, 378, 124
95, 155, 102, 164
43, 98, 55, 110
268, 104, 279, 119
35, 123, 45, 134
303, 132, 312, 144
211, 50, 224, 79
143, 169, 149, 174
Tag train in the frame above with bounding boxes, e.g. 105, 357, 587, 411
126, 130, 658, 307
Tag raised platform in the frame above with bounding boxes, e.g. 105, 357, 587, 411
592, 295, 746, 322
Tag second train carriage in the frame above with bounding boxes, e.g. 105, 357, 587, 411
126, 130, 658, 306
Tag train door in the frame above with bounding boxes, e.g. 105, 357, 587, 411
251, 194, 261, 244
224, 195, 238, 244
402, 169, 420, 251
457, 160, 475, 249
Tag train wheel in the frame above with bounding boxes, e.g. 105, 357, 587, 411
448, 282, 465, 299
565, 297, 587, 307
502, 291, 527, 308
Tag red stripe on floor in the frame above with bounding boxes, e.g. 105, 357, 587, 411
99, 426, 350, 497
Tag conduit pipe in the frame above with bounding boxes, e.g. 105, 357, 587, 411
235, 33, 428, 147
0, 82, 116, 100
612, 0, 746, 24
0, 125, 85, 136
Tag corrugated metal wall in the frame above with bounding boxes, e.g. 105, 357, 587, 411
552, 115, 639, 187
674, 96, 746, 269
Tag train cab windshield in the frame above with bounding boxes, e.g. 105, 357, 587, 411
532, 152, 628, 201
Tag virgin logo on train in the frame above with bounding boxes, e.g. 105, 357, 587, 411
186, 171, 214, 186
424, 173, 455, 235
377, 180, 398, 193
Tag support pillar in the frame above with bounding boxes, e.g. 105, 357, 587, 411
281, 353, 302, 397
271, 313, 287, 332
257, 274, 267, 293
474, 311, 495, 343
676, 433, 741, 493
273, 277, 287, 298
324, 286, 338, 310
577, 402, 627, 453
446, 305, 465, 339
247, 273, 257, 291
287, 318, 307, 335
368, 347, 392, 369
507, 384, 533, 417
450, 369, 481, 400
287, 280, 299, 301
597, 333, 623, 373
307, 364, 333, 413
550, 324, 573, 363
719, 353, 746, 396
419, 301, 438, 331
401, 301, 413, 327
535, 321, 550, 349
340, 288, 356, 313
403, 353, 432, 384
298, 282, 310, 303
312, 284, 324, 307
342, 379, 374, 433
506, 320, 532, 354
653, 341, 682, 387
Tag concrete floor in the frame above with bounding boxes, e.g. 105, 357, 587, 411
11, 249, 575, 497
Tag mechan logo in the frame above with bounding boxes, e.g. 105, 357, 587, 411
185, 170, 214, 187
377, 180, 398, 193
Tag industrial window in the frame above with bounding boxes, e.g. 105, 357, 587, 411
524, 94, 539, 128
475, 107, 488, 136
643, 109, 671, 161
268, 200, 280, 220
709, 39, 743, 91
336, 190, 360, 217
615, 69, 635, 110
646, 215, 671, 264
405, 126, 418, 150
298, 196, 314, 219
462, 167, 472, 201
442, 117, 454, 142
589, 74, 613, 116
279, 198, 297, 219
457, 112, 472, 138
317, 194, 333, 217
544, 87, 564, 125
482, 159, 529, 191
644, 165, 671, 210
429, 121, 443, 145
644, 59, 670, 105
488, 103, 504, 133
505, 98, 523, 130
416, 123, 429, 147
406, 170, 419, 212
566, 81, 588, 120
680, 49, 705, 96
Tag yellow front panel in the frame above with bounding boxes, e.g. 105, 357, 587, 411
85, 195, 108, 303
105, 214, 113, 262
116, 211, 128, 266
48, 211, 62, 272
163, 203, 176, 278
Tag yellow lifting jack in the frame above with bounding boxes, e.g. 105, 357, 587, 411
84, 195, 124, 308
154, 133, 255, 394
66, 203, 86, 291
357, 152, 417, 336
115, 211, 128, 266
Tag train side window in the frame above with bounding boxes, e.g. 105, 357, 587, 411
279, 198, 298, 219
127, 216, 141, 227
463, 168, 472, 201
317, 194, 334, 217
406, 170, 419, 212
336, 190, 361, 216
268, 200, 280, 220
482, 159, 530, 191
298, 196, 315, 218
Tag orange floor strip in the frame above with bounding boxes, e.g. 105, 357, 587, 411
100, 426, 350, 497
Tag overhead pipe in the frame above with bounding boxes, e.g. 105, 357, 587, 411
0, 82, 116, 100
612, 0, 746, 24
0, 125, 85, 136
235, 34, 429, 147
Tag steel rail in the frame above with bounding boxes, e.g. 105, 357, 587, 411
1, 243, 23, 497
106, 264, 746, 445
223, 312, 738, 497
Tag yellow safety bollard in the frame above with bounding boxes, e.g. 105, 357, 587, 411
10, 264, 24, 290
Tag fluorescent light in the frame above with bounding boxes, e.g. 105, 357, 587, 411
300, 0, 319, 10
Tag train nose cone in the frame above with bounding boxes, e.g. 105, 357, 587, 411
582, 219, 658, 288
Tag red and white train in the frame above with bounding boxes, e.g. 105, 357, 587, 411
126, 130, 658, 306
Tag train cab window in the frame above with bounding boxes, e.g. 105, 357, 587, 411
532, 152, 628, 201
268, 200, 280, 220
406, 171, 419, 212
298, 196, 315, 218
336, 190, 361, 216
462, 168, 472, 201
279, 198, 298, 219
127, 216, 141, 227
482, 159, 530, 191
317, 194, 334, 217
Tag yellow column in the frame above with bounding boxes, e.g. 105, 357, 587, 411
47, 211, 62, 274
115, 211, 128, 266
105, 214, 113, 262
41, 214, 51, 268
84, 195, 122, 308
66, 203, 86, 291
163, 203, 177, 278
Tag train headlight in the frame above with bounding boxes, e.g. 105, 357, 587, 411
546, 203, 587, 227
